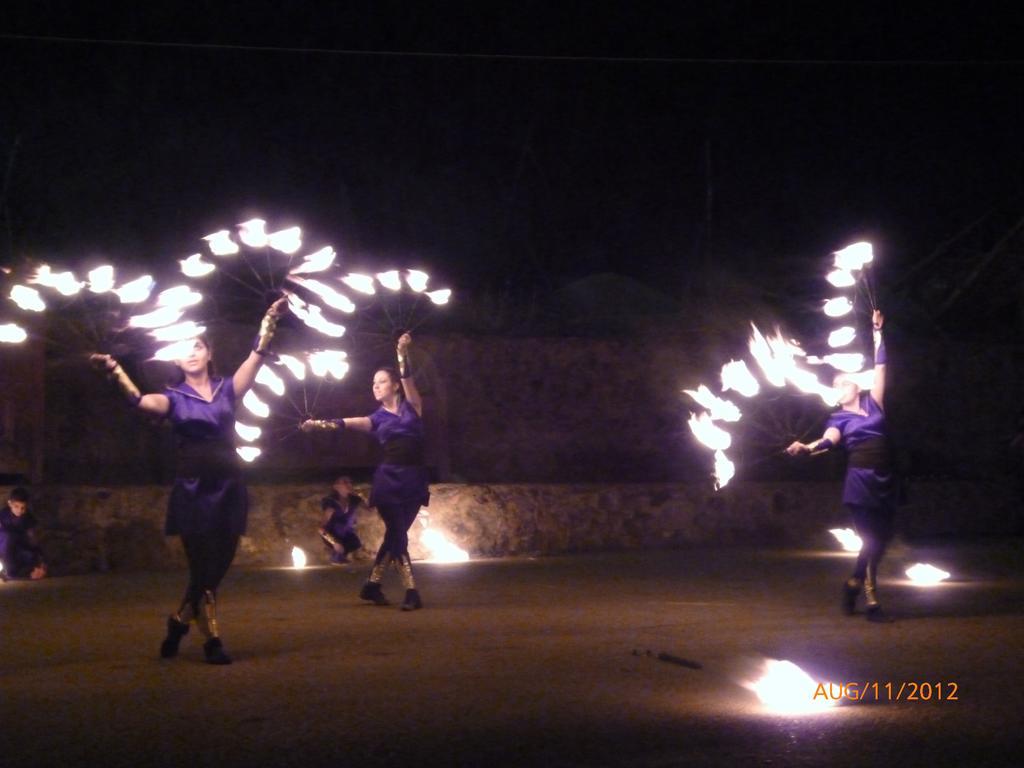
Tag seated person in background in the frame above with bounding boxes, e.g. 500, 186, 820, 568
319, 476, 365, 564
0, 487, 47, 580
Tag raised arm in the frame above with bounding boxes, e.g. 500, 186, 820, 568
870, 309, 886, 410
396, 332, 423, 417
233, 297, 288, 398
90, 354, 170, 417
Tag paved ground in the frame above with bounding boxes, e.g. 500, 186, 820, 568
2, 538, 1023, 767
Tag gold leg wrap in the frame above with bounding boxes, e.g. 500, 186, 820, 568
397, 554, 416, 590
195, 590, 220, 639
369, 560, 388, 584
864, 567, 880, 608
173, 599, 196, 625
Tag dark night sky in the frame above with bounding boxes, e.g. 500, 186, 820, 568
3, 3, 1024, 314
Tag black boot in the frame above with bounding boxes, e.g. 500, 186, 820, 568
865, 604, 893, 623
359, 580, 390, 605
203, 637, 232, 665
401, 588, 423, 611
160, 616, 190, 659
396, 554, 422, 611
841, 578, 861, 616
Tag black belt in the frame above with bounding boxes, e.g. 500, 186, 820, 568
847, 437, 892, 471
176, 441, 240, 478
380, 436, 424, 466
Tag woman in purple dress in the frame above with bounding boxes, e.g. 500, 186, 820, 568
301, 332, 428, 611
91, 298, 286, 663
787, 310, 897, 622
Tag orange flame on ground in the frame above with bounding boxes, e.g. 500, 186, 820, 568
905, 563, 951, 586
744, 659, 838, 714
828, 528, 862, 553
417, 511, 469, 563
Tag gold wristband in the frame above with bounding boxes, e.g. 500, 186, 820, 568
254, 311, 279, 356
109, 362, 142, 404
307, 419, 343, 431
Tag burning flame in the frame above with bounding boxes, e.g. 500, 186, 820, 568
128, 306, 184, 329
342, 273, 376, 295
905, 563, 951, 586
151, 321, 206, 343
826, 268, 856, 288
427, 288, 452, 305
684, 385, 741, 422
30, 265, 83, 296
268, 226, 302, 254
242, 390, 270, 418
748, 325, 838, 406
807, 353, 865, 373
713, 450, 735, 490
308, 349, 349, 380
687, 412, 731, 451
10, 285, 46, 312
823, 297, 854, 318
291, 546, 308, 568
289, 276, 356, 313
720, 359, 760, 398
238, 218, 269, 248
236, 446, 261, 462
235, 421, 262, 441
833, 241, 874, 271
114, 275, 155, 304
376, 270, 402, 291
290, 246, 336, 275
204, 230, 240, 256
156, 285, 203, 309
87, 266, 116, 293
153, 339, 200, 362
180, 253, 216, 277
0, 323, 28, 343
276, 354, 307, 381
828, 528, 863, 553
748, 324, 787, 387
827, 326, 856, 348
744, 659, 837, 714
843, 369, 876, 391
290, 300, 347, 337
255, 365, 285, 395
417, 512, 469, 563
405, 270, 429, 292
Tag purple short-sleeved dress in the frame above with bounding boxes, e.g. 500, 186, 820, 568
826, 392, 898, 512
368, 399, 430, 509
163, 377, 248, 537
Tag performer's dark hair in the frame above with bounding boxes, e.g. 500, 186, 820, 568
8, 486, 30, 503
374, 366, 405, 400
169, 334, 217, 384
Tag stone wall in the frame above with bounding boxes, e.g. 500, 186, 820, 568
35, 330, 1024, 486
6, 478, 1019, 576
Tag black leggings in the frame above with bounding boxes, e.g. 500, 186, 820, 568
180, 529, 240, 607
374, 501, 421, 564
848, 504, 895, 581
